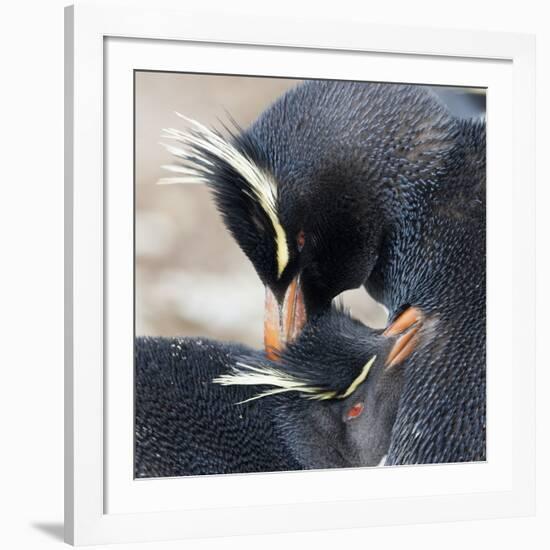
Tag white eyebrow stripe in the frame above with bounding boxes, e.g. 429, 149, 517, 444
159, 114, 289, 278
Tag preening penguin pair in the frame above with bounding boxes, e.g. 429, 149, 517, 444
153, 79, 486, 468
135, 309, 402, 477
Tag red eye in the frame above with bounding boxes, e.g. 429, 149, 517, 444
346, 402, 364, 421
296, 230, 306, 251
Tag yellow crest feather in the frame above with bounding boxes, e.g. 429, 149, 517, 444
158, 114, 289, 278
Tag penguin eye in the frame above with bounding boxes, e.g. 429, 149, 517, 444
345, 402, 364, 421
296, 230, 305, 251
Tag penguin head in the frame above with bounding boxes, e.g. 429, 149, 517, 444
214, 308, 406, 468
160, 81, 455, 357
158, 113, 382, 358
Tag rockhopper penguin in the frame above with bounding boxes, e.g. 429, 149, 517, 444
135, 309, 404, 476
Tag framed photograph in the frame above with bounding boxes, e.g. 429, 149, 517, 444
65, 1, 535, 545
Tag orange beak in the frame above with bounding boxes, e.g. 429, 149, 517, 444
384, 306, 423, 368
264, 275, 307, 360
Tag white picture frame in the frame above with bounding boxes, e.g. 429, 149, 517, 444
65, 1, 536, 545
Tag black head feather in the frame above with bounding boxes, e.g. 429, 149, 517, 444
215, 308, 403, 468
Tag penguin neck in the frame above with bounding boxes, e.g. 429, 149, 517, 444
365, 185, 485, 320
365, 118, 486, 319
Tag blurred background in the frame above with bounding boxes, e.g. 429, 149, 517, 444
135, 73, 485, 347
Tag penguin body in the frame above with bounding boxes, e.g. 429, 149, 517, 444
369, 118, 486, 464
135, 337, 300, 477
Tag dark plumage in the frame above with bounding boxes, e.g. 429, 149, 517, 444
135, 310, 402, 476
135, 337, 301, 477
370, 116, 486, 464
162, 80, 486, 465
201, 81, 460, 312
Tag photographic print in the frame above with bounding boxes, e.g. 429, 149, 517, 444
133, 73, 486, 478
